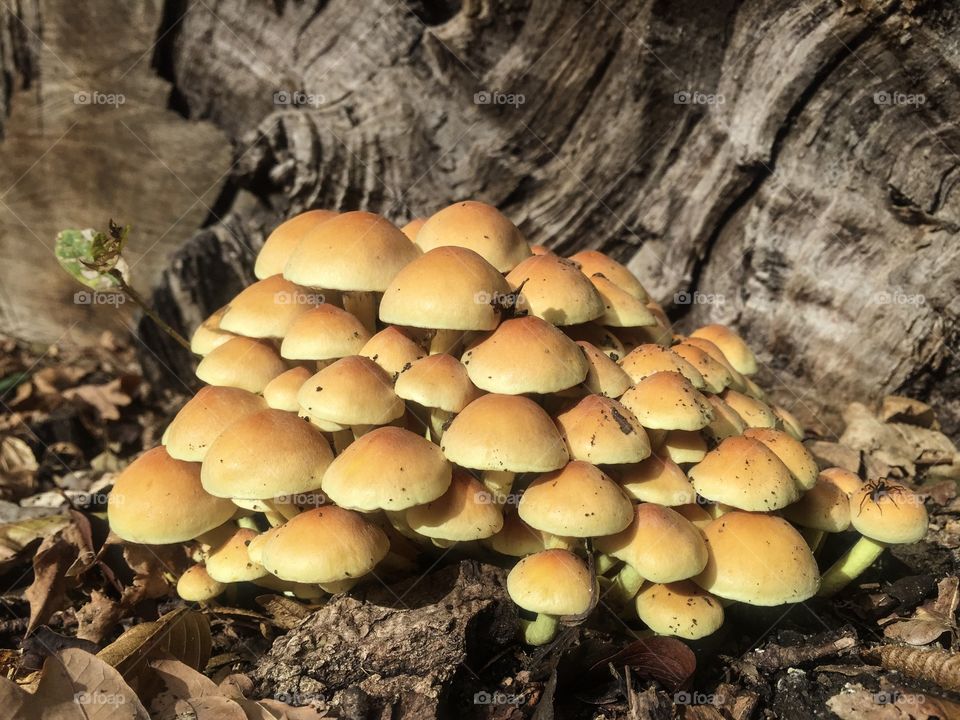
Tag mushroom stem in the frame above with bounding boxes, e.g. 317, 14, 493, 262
263, 511, 285, 528
645, 428, 667, 449
520, 613, 559, 646
342, 291, 378, 335
543, 534, 581, 551
319, 578, 358, 594
482, 471, 515, 505
332, 430, 354, 453
429, 329, 463, 355
351, 424, 374, 441
264, 499, 300, 521
428, 408, 453, 442
384, 510, 424, 542
605, 564, 645, 605
236, 516, 259, 532
431, 538, 455, 548
595, 553, 619, 575
817, 536, 887, 597
798, 526, 825, 552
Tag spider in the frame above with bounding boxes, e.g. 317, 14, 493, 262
491, 279, 529, 319
858, 478, 906, 516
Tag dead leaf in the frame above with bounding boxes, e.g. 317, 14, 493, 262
883, 576, 959, 645
255, 594, 311, 631
0, 436, 38, 499
591, 636, 696, 691
149, 657, 224, 719
76, 590, 123, 644
119, 542, 182, 608
63, 378, 131, 421
173, 696, 249, 719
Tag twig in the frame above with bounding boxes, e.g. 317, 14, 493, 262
863, 644, 960, 693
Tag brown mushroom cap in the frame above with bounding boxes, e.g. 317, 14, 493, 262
405, 469, 504, 541
164, 386, 267, 462
220, 275, 320, 339
196, 337, 288, 393
689, 324, 758, 375
782, 479, 851, 532
504, 253, 604, 325
487, 512, 547, 557
688, 436, 800, 511
255, 210, 337, 280
743, 427, 818, 491
190, 306, 234, 356
575, 341, 632, 398
360, 326, 426, 380
284, 211, 420, 291
693, 511, 820, 605
108, 447, 236, 544
261, 506, 389, 584
850, 482, 928, 544
201, 409, 334, 499
414, 200, 531, 272
263, 367, 313, 412
721, 389, 778, 429
296, 356, 404, 426
619, 345, 706, 389
819, 468, 863, 496
519, 461, 634, 537
177, 564, 226, 602
635, 580, 724, 640
589, 274, 656, 327
672, 343, 734, 393
441, 394, 568, 472
379, 246, 511, 331
615, 453, 697, 505
394, 354, 482, 413
280, 304, 372, 361
554, 395, 651, 465
564, 323, 627, 361
507, 549, 594, 615
322, 426, 452, 511
595, 504, 708, 583
568, 250, 649, 301
619, 371, 713, 431
461, 316, 589, 395
205, 528, 267, 583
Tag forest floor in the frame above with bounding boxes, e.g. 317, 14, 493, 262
0, 332, 959, 719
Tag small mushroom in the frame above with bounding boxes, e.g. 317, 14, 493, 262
507, 549, 594, 646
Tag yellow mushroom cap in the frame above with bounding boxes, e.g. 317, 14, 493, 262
405, 469, 504, 541
507, 549, 593, 615
681, 336, 748, 391
688, 436, 800, 511
177, 564, 226, 602
255, 209, 337, 279
693, 511, 820, 605
323, 427, 452, 511
359, 326, 426, 380
661, 429, 707, 465
619, 371, 713, 431
564, 323, 626, 361
201, 409, 333, 499
206, 528, 267, 583
219, 275, 320, 339
245, 527, 277, 565
721, 389, 778, 429
595, 504, 707, 583
819, 468, 863, 496
618, 344, 705, 389
400, 217, 426, 241
108, 447, 236, 544
461, 316, 589, 395
635, 580, 724, 640
195, 337, 288, 393
671, 343, 734, 394
263, 367, 313, 412
280, 304, 372, 361
674, 503, 714, 530
519, 461, 633, 537
296, 356, 404, 426
772, 404, 805, 440
575, 341, 632, 398
379, 246, 511, 331
689, 324, 758, 375
782, 479, 851, 532
554, 395, 651, 465
850, 481, 928, 544
415, 200, 531, 272
394, 354, 482, 413
163, 386, 267, 462
190, 306, 234, 356
486, 512, 547, 557
568, 250, 649, 301
261, 506, 389, 584
504, 253, 604, 325
703, 394, 747, 441
589, 274, 656, 327
284, 211, 420, 291
441, 394, 568, 472
615, 453, 697, 506
743, 427, 818, 491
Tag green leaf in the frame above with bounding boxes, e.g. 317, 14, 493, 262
55, 226, 130, 290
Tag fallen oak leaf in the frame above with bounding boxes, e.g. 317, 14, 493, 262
882, 576, 959, 646
148, 657, 225, 720
63, 378, 131, 422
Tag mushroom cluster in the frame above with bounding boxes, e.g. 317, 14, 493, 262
107, 201, 929, 645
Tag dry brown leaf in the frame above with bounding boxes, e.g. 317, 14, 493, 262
32, 366, 86, 396
882, 576, 959, 645
63, 378, 131, 421
174, 696, 249, 719
75, 590, 123, 644
255, 594, 312, 631
255, 698, 332, 719
0, 436, 38, 498
149, 657, 224, 719
119, 542, 182, 608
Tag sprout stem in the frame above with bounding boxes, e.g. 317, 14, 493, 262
817, 536, 887, 597
109, 271, 193, 351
